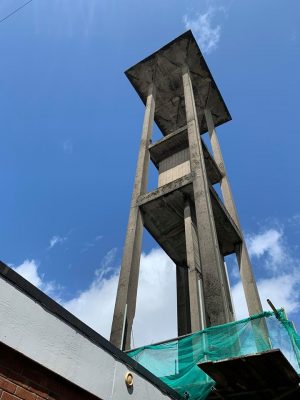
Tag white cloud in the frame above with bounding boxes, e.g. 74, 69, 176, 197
14, 259, 42, 288
62, 268, 118, 338
61, 246, 119, 339
13, 259, 60, 299
183, 7, 222, 54
232, 227, 300, 319
232, 273, 300, 320
247, 228, 285, 269
11, 224, 300, 349
63, 248, 176, 347
133, 248, 177, 346
63, 270, 118, 339
48, 235, 67, 249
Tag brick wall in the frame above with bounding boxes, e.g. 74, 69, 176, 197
0, 342, 100, 400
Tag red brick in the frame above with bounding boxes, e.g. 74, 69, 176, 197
1, 392, 18, 400
14, 387, 36, 400
0, 377, 16, 394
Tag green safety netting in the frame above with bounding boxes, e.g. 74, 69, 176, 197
128, 310, 300, 400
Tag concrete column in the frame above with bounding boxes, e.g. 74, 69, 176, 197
182, 66, 230, 327
176, 265, 191, 336
223, 260, 236, 321
204, 108, 263, 316
219, 257, 235, 322
110, 84, 156, 350
184, 200, 205, 332
204, 109, 239, 226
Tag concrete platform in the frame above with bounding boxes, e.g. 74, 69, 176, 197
125, 30, 231, 136
199, 349, 300, 399
138, 175, 242, 265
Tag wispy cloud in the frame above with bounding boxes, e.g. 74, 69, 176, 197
81, 234, 103, 254
48, 235, 67, 250
95, 247, 118, 280
287, 214, 300, 226
183, 7, 223, 54
62, 140, 73, 154
31, 0, 101, 38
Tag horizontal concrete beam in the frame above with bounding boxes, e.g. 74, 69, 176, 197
139, 178, 242, 265
138, 174, 193, 206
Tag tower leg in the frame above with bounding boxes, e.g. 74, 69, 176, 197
176, 265, 191, 336
184, 200, 206, 332
235, 243, 263, 315
110, 84, 156, 350
204, 108, 263, 316
182, 66, 230, 326
220, 256, 235, 321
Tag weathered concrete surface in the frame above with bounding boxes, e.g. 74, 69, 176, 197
182, 65, 231, 326
125, 31, 231, 136
110, 84, 156, 350
176, 265, 191, 336
138, 173, 192, 206
112, 30, 262, 345
139, 176, 242, 267
204, 108, 263, 317
149, 126, 222, 185
184, 200, 205, 331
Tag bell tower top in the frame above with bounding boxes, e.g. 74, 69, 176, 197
125, 30, 231, 136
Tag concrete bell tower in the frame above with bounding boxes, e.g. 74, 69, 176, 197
110, 31, 263, 350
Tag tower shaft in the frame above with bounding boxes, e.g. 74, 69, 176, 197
110, 31, 263, 350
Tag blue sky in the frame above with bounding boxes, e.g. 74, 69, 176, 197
0, 0, 300, 346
